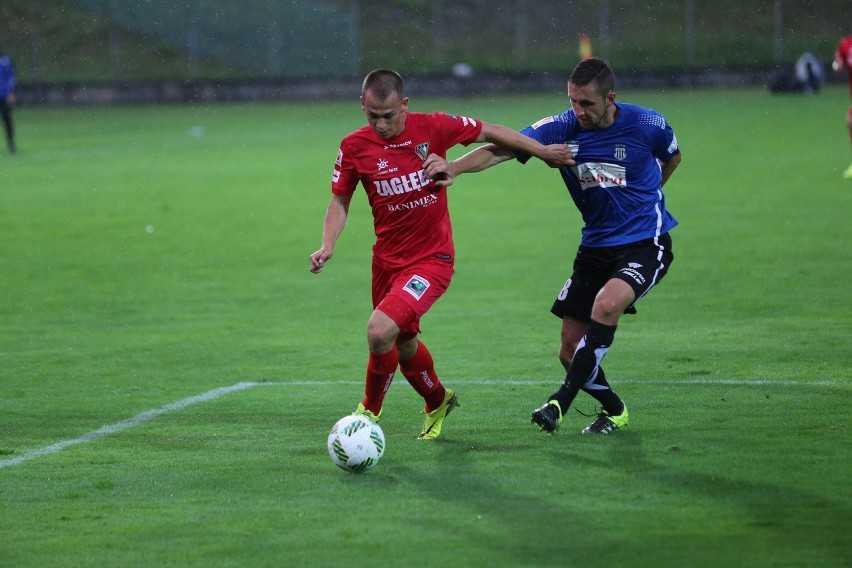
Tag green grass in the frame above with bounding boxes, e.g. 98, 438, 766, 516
1, 0, 231, 82
1, 87, 851, 567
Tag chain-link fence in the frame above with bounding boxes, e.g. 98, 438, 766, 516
6, 0, 849, 83
68, 0, 355, 78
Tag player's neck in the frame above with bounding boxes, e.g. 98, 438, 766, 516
601, 104, 619, 129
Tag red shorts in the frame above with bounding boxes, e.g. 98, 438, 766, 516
372, 257, 454, 339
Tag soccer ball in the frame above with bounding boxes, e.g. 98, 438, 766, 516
327, 415, 385, 473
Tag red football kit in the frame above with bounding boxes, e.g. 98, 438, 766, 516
836, 36, 852, 98
332, 111, 483, 271
331, 111, 484, 415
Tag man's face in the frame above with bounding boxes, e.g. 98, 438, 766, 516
361, 89, 409, 140
568, 81, 616, 130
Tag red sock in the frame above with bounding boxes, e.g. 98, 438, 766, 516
399, 341, 445, 412
362, 345, 398, 414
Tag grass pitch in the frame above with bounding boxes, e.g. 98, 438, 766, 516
1, 87, 850, 567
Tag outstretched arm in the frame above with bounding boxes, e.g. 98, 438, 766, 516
478, 122, 571, 167
424, 126, 574, 188
423, 143, 515, 187
309, 193, 353, 273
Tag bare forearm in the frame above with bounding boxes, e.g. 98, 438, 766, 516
479, 122, 551, 159
310, 194, 351, 273
451, 144, 515, 176
321, 199, 349, 250
660, 152, 682, 187
477, 122, 573, 168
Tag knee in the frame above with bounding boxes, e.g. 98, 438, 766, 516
367, 317, 398, 354
396, 336, 419, 362
591, 294, 630, 325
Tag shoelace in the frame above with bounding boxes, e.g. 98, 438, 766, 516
574, 406, 603, 418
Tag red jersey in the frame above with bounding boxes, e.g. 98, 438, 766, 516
835, 36, 852, 97
332, 111, 483, 270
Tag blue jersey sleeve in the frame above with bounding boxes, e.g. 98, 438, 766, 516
515, 112, 575, 164
645, 112, 679, 163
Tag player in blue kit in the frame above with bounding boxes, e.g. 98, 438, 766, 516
424, 58, 681, 435
0, 45, 16, 155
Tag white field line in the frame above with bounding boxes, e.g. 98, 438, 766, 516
0, 381, 257, 470
252, 379, 846, 388
1, 378, 846, 470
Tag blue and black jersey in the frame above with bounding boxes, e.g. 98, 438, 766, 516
517, 103, 679, 248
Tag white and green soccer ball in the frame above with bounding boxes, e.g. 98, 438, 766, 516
327, 415, 385, 473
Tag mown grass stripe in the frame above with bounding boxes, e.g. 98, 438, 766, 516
2, 377, 845, 470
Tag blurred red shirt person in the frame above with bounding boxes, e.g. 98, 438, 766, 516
833, 35, 852, 179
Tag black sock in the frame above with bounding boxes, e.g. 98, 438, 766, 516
550, 320, 617, 414
548, 383, 579, 416
582, 367, 624, 415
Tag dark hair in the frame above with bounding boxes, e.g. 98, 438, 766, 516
362, 69, 404, 100
569, 58, 615, 98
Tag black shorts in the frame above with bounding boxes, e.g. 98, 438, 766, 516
551, 233, 674, 323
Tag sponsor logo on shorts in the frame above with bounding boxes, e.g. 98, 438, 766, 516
403, 275, 430, 300
628, 262, 643, 269
619, 268, 646, 285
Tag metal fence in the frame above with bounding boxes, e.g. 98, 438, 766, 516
28, 0, 852, 81
68, 0, 356, 78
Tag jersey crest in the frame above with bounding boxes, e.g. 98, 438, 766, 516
415, 142, 429, 161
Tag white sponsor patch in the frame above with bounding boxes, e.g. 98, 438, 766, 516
668, 134, 679, 153
402, 275, 430, 300
574, 162, 626, 190
619, 267, 646, 285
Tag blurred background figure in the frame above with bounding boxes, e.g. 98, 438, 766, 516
769, 51, 824, 95
794, 52, 823, 94
0, 44, 17, 155
579, 34, 593, 60
833, 35, 852, 179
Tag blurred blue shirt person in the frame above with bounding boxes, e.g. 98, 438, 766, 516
0, 45, 17, 155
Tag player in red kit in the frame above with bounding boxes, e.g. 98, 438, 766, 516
310, 69, 572, 440
833, 35, 852, 179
